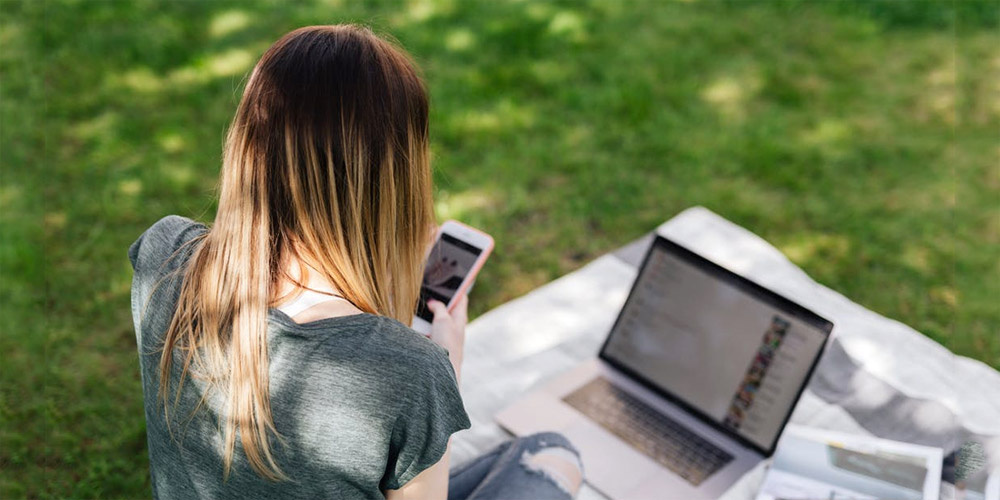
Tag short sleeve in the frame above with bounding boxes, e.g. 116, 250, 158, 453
381, 348, 471, 490
128, 215, 205, 272
128, 232, 144, 270
128, 215, 207, 341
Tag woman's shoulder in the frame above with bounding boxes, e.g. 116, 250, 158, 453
128, 215, 207, 274
309, 314, 458, 387
372, 316, 453, 365
354, 316, 468, 426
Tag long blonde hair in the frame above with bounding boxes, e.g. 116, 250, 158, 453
159, 25, 434, 480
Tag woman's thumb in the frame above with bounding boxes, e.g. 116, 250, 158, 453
427, 300, 450, 319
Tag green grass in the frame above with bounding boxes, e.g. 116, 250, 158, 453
2, 0, 998, 497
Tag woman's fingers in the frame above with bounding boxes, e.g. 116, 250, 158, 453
427, 299, 450, 320
427, 295, 467, 325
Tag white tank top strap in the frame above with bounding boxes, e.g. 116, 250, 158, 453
276, 289, 344, 318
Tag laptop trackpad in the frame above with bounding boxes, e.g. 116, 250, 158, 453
562, 419, 659, 499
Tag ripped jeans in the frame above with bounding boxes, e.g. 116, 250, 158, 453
448, 432, 582, 500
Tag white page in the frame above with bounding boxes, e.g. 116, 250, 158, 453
756, 425, 943, 500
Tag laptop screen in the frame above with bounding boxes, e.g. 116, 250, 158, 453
600, 236, 832, 455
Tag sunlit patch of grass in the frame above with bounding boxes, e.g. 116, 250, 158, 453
780, 233, 852, 267
449, 99, 536, 134
900, 245, 932, 275
116, 67, 164, 94
156, 132, 186, 153
435, 188, 499, 221
209, 10, 251, 39
800, 119, 851, 148
43, 211, 68, 231
701, 71, 762, 121
69, 111, 119, 141
168, 47, 258, 86
117, 179, 143, 197
391, 0, 456, 27
919, 58, 957, 124
547, 10, 587, 43
0, 184, 21, 208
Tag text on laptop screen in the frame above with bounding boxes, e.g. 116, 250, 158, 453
601, 239, 830, 452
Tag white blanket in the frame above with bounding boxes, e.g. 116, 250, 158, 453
451, 206, 1000, 499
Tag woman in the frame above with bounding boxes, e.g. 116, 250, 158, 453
128, 25, 583, 500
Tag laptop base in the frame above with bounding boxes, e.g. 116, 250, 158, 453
496, 359, 761, 500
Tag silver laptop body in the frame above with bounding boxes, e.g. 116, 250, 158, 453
497, 236, 833, 499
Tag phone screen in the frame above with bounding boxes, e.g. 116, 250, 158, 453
415, 233, 483, 321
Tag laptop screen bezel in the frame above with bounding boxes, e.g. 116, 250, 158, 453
598, 235, 834, 457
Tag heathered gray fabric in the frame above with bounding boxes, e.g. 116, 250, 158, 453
129, 215, 470, 500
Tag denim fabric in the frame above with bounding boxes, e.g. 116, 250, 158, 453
449, 432, 581, 500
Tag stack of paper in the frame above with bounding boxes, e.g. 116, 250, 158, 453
756, 425, 943, 500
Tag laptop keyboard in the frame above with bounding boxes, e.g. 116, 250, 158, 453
563, 377, 734, 486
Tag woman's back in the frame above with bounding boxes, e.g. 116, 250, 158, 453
129, 216, 469, 499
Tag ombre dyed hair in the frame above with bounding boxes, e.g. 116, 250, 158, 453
159, 25, 434, 480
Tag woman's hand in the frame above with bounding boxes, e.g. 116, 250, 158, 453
426, 294, 467, 382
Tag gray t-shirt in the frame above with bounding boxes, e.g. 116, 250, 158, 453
129, 216, 470, 499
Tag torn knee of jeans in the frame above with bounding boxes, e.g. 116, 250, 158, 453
519, 445, 583, 496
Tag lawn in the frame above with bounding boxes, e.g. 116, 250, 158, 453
2, 0, 998, 497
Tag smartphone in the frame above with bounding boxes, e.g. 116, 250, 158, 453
412, 220, 494, 334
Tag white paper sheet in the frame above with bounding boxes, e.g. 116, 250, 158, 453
756, 425, 943, 500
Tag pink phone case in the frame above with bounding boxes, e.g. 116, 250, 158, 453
438, 221, 494, 313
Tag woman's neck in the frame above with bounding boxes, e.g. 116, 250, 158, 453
275, 257, 363, 322
280, 258, 337, 295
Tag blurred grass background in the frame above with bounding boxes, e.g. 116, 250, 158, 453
1, 0, 998, 497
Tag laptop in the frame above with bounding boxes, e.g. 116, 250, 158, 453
496, 235, 833, 499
